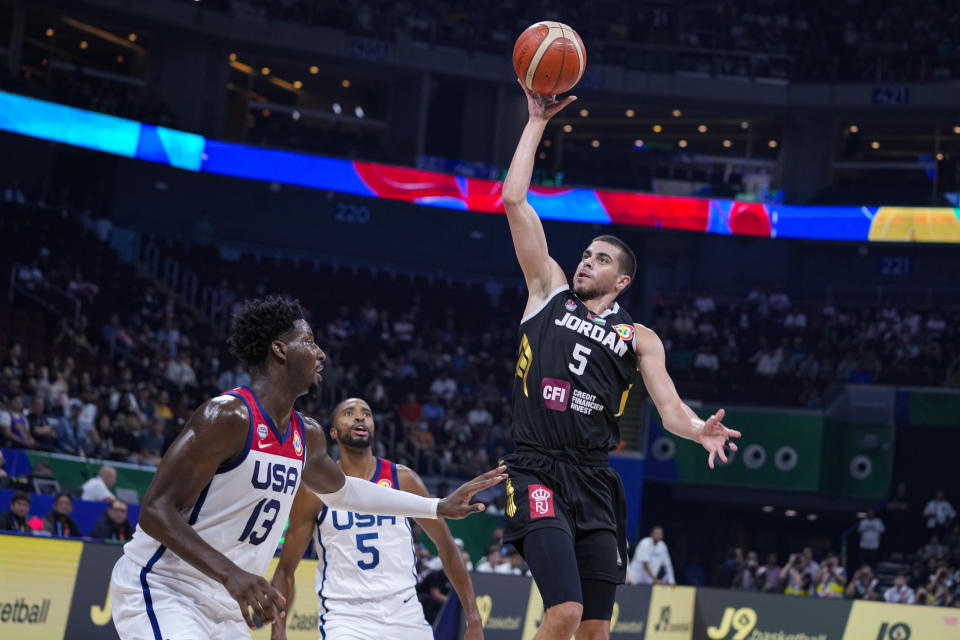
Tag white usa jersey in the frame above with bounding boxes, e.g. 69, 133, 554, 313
314, 458, 420, 605
123, 386, 306, 615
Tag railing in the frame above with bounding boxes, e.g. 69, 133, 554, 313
8, 263, 82, 322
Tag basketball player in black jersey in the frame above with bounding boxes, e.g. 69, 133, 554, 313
500, 81, 741, 640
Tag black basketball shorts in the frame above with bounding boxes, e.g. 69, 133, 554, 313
501, 448, 628, 584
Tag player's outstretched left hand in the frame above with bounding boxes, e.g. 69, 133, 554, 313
437, 466, 508, 519
698, 408, 741, 469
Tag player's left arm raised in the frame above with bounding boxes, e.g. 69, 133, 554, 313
634, 324, 740, 469
401, 466, 484, 640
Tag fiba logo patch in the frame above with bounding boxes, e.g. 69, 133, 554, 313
528, 484, 555, 519
293, 430, 303, 456
378, 478, 393, 488
613, 324, 634, 341
565, 299, 577, 311
257, 423, 269, 440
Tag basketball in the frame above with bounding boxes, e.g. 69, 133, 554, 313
513, 21, 586, 95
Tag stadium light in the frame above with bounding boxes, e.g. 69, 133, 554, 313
722, 139, 732, 148
309, 65, 319, 74
625, 109, 635, 117
697, 125, 707, 133
354, 106, 364, 118
806, 514, 818, 521
543, 140, 552, 147
579, 108, 589, 117
45, 28, 54, 37
332, 103, 342, 115
562, 124, 572, 133
768, 140, 778, 148
128, 33, 137, 42
652, 124, 662, 133
80, 41, 88, 49
761, 506, 774, 513
849, 125, 859, 133
678, 139, 688, 148
341, 79, 351, 88
785, 509, 797, 517
672, 109, 682, 118
871, 141, 880, 149
590, 139, 600, 148
740, 121, 749, 129
633, 139, 644, 149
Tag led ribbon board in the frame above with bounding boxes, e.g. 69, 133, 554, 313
2, 91, 958, 242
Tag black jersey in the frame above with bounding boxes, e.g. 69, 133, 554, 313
511, 285, 638, 456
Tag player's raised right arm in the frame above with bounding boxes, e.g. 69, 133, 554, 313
138, 396, 286, 628
300, 416, 506, 519
502, 80, 574, 301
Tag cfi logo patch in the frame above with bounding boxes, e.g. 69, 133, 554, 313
257, 423, 269, 440
528, 484, 555, 518
377, 478, 393, 488
293, 430, 303, 456
565, 299, 577, 311
613, 324, 635, 341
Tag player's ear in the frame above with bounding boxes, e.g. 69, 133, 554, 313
616, 274, 631, 292
271, 339, 287, 362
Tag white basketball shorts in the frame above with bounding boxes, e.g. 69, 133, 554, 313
317, 587, 433, 640
111, 554, 250, 640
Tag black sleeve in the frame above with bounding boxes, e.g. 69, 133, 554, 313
0, 512, 13, 530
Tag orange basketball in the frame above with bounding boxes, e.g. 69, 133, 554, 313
513, 21, 586, 95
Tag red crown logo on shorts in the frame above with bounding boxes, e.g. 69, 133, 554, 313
529, 484, 555, 518
530, 487, 551, 501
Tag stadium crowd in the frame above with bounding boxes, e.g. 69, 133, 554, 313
650, 291, 960, 407
180, 0, 960, 81
701, 490, 960, 608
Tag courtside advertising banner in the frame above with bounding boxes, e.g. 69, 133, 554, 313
841, 600, 960, 640
467, 573, 529, 637
695, 587, 852, 639
646, 585, 695, 640
0, 535, 82, 639
64, 540, 122, 639
4, 535, 958, 639
466, 573, 655, 638
250, 557, 324, 640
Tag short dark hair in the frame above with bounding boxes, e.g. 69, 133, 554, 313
592, 235, 637, 284
227, 297, 305, 368
11, 491, 30, 505
54, 491, 73, 503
